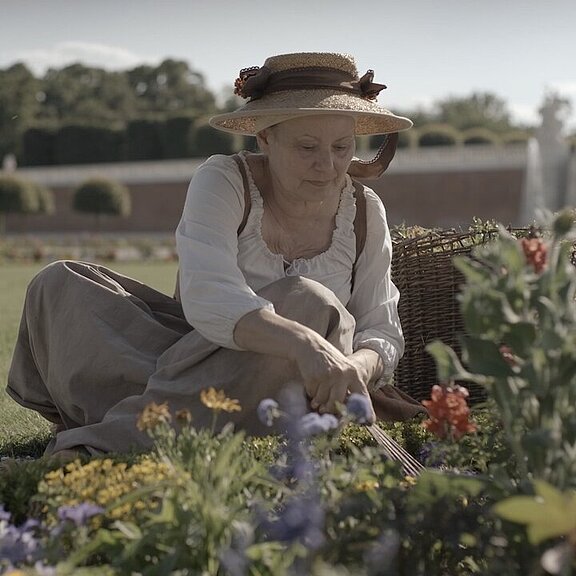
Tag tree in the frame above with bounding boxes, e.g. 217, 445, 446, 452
126, 59, 216, 116
435, 92, 514, 133
0, 63, 40, 159
0, 175, 39, 234
73, 178, 131, 229
38, 64, 136, 125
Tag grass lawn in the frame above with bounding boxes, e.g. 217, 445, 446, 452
0, 260, 179, 456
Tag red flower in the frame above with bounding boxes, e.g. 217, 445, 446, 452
521, 237, 547, 274
499, 344, 518, 367
422, 384, 477, 440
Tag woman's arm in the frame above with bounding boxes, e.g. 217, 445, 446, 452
347, 189, 404, 385
234, 307, 376, 420
176, 156, 275, 348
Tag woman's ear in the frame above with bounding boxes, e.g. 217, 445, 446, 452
255, 129, 271, 153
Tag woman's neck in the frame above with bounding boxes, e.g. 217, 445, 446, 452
248, 153, 339, 220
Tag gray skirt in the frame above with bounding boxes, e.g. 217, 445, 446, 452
7, 261, 360, 455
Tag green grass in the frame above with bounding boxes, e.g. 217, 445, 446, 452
0, 260, 179, 456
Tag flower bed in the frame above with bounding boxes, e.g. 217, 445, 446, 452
2, 211, 576, 575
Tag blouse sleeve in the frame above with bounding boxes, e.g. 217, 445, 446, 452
347, 187, 404, 382
175, 155, 274, 349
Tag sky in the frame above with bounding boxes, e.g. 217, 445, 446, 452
1, 0, 575, 130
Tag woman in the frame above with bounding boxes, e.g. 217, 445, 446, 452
7, 52, 424, 457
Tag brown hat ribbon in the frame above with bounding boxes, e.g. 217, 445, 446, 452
348, 132, 399, 180
234, 66, 387, 102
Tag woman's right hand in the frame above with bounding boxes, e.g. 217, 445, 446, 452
294, 331, 375, 420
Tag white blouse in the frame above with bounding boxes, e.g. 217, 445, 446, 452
175, 152, 404, 379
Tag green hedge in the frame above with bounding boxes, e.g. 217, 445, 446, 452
56, 125, 124, 165
21, 127, 57, 166
161, 115, 196, 159
190, 124, 234, 157
125, 119, 163, 161
73, 177, 131, 217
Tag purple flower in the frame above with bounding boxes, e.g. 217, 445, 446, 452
0, 517, 41, 565
260, 495, 325, 551
298, 412, 340, 437
257, 398, 280, 427
365, 529, 401, 576
57, 503, 104, 527
346, 393, 373, 424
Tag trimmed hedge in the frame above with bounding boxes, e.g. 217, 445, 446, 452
161, 115, 196, 159
21, 127, 57, 166
190, 123, 234, 157
125, 119, 163, 161
56, 125, 124, 165
0, 175, 39, 214
73, 177, 131, 217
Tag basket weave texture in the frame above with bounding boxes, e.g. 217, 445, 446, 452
390, 229, 497, 403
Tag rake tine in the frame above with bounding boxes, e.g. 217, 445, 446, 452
367, 424, 425, 477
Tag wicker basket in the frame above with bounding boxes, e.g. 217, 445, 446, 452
390, 229, 496, 403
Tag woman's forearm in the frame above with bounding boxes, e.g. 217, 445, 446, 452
233, 307, 315, 361
234, 308, 384, 387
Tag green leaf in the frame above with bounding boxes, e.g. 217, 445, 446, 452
504, 322, 537, 352
461, 336, 513, 378
413, 470, 485, 503
453, 256, 490, 285
426, 340, 487, 385
493, 496, 548, 525
494, 483, 576, 544
534, 480, 566, 510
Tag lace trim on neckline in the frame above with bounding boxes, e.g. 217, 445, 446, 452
237, 151, 356, 270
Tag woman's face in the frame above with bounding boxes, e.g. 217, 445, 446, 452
258, 114, 356, 203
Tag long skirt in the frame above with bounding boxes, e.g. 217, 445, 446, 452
7, 261, 425, 456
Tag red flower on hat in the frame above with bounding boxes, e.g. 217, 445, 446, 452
422, 384, 477, 440
521, 237, 547, 274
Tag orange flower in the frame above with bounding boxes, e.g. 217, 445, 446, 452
422, 384, 477, 440
200, 387, 241, 413
521, 237, 547, 274
137, 401, 172, 431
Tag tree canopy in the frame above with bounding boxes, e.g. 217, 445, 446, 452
0, 59, 218, 160
0, 57, 541, 163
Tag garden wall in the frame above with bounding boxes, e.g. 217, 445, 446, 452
3, 145, 528, 233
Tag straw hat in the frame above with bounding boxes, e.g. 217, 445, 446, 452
209, 52, 412, 136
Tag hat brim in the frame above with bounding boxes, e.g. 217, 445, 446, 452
209, 89, 412, 136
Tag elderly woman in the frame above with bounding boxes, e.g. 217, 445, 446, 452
7, 52, 424, 457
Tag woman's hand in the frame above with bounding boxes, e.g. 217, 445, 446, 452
234, 307, 379, 422
294, 332, 376, 421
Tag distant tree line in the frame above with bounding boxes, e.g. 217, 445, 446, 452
1, 59, 535, 166
0, 59, 240, 165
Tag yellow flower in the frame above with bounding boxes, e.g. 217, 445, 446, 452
137, 401, 172, 431
200, 387, 241, 413
354, 480, 380, 492
39, 456, 171, 526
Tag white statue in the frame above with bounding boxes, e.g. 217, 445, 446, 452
2, 153, 17, 173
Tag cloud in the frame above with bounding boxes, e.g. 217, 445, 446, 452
10, 41, 160, 74
549, 81, 576, 97
508, 102, 540, 127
